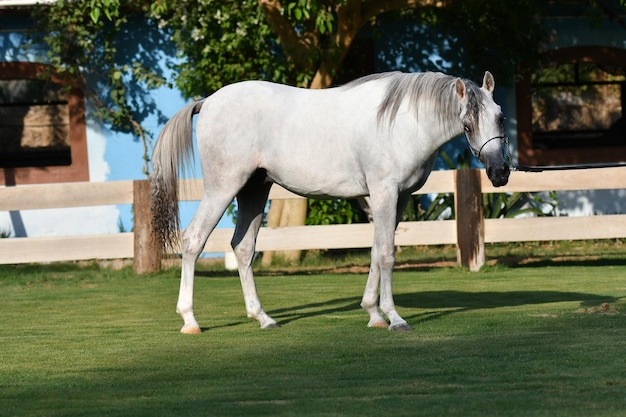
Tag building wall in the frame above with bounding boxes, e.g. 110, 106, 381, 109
373, 7, 626, 216
535, 8, 626, 215
1, 5, 625, 246
0, 14, 232, 241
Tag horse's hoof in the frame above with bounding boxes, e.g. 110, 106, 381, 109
180, 326, 202, 334
389, 323, 413, 332
368, 320, 389, 329
261, 322, 281, 329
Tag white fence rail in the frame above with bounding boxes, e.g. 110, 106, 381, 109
0, 167, 625, 272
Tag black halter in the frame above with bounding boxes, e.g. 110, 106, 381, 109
475, 135, 508, 160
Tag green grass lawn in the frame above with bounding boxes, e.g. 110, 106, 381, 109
1, 258, 625, 417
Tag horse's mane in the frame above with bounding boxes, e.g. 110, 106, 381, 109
345, 71, 482, 135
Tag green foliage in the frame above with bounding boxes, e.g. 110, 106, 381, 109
285, 0, 338, 34
400, 149, 467, 222
440, 148, 472, 170
401, 150, 562, 222
226, 202, 238, 225
28, 0, 170, 175
88, 0, 120, 24
402, 188, 561, 222
28, 0, 550, 180
150, 1, 302, 97
306, 198, 360, 225
448, 0, 545, 80
483, 190, 560, 219
402, 192, 455, 222
392, 0, 545, 82
31, 1, 169, 131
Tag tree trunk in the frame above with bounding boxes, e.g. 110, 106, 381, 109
261, 198, 308, 266
260, 58, 346, 266
261, 0, 419, 265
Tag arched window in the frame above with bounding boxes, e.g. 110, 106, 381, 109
0, 62, 88, 185
516, 46, 626, 166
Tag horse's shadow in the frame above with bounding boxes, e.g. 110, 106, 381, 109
261, 290, 621, 328
505, 258, 626, 269
268, 297, 363, 326
204, 297, 363, 331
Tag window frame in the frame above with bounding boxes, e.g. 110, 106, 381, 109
516, 46, 626, 166
0, 62, 88, 185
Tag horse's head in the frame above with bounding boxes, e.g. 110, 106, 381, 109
456, 71, 510, 187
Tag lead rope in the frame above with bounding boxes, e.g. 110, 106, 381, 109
503, 136, 518, 172
500, 138, 626, 173
476, 135, 518, 171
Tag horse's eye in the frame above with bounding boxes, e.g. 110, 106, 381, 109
463, 125, 471, 133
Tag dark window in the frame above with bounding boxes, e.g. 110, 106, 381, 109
0, 78, 72, 168
0, 62, 88, 185
516, 46, 626, 166
531, 63, 625, 151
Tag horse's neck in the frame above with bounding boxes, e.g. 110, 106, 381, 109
412, 114, 463, 159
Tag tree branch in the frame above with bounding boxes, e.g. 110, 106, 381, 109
311, 0, 362, 88
258, 0, 319, 69
266, 0, 452, 88
361, 0, 449, 23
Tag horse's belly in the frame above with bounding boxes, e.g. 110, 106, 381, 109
266, 159, 367, 198
260, 130, 369, 198
268, 172, 368, 199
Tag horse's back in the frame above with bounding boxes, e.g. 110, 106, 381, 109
193, 76, 433, 199
198, 79, 381, 147
194, 80, 381, 197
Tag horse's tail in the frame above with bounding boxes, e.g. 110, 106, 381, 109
150, 99, 205, 254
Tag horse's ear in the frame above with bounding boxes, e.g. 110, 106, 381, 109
482, 71, 495, 93
455, 78, 466, 100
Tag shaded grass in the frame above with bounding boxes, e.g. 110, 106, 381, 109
194, 239, 626, 275
1, 261, 626, 416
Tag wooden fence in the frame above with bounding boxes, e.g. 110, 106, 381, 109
1, 167, 625, 273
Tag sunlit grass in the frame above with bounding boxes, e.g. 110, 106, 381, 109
1, 249, 626, 416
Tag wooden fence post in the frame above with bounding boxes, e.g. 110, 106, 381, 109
454, 169, 485, 272
133, 179, 161, 273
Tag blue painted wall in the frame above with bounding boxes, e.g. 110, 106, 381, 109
0, 14, 233, 243
372, 8, 626, 216
2, 5, 625, 244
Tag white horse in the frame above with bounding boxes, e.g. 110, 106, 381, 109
151, 71, 510, 334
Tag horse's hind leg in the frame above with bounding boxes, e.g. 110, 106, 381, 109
177, 194, 232, 334
231, 172, 277, 328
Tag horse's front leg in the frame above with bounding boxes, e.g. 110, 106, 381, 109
361, 192, 412, 331
361, 242, 388, 328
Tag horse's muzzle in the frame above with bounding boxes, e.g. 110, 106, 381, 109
487, 165, 510, 187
